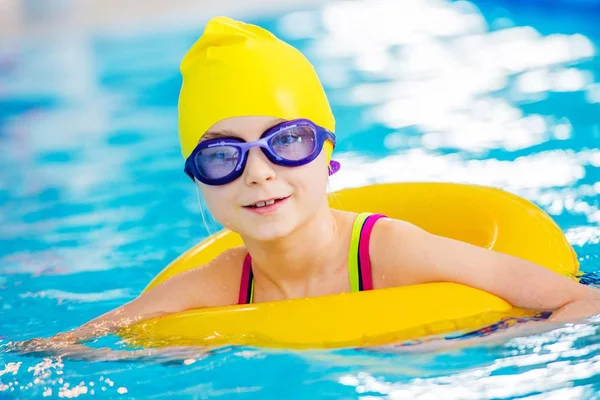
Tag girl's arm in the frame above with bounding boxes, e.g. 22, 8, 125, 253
373, 220, 600, 322
9, 251, 242, 355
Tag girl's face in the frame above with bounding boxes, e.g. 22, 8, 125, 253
197, 116, 330, 241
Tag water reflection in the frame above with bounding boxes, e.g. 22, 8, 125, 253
288, 1, 597, 155
0, 0, 599, 398
337, 323, 600, 399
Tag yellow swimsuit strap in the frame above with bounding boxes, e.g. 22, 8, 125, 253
348, 212, 372, 292
348, 212, 387, 292
240, 212, 383, 303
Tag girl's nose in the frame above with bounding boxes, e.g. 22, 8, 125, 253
243, 148, 276, 186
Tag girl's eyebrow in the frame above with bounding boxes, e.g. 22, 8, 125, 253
201, 130, 239, 141
200, 119, 287, 143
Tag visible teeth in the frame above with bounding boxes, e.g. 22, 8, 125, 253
252, 199, 277, 208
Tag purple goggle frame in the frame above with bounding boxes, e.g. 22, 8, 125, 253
184, 118, 341, 186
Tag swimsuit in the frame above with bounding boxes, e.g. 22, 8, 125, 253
238, 213, 387, 304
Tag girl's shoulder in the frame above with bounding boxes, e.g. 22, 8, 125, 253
368, 216, 434, 288
198, 246, 248, 306
158, 246, 248, 308
209, 246, 248, 271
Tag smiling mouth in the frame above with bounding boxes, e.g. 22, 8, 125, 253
244, 196, 290, 209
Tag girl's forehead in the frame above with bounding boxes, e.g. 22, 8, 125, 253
205, 116, 285, 141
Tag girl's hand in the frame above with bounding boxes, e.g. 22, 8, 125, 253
9, 337, 131, 362
6, 336, 90, 358
6, 336, 210, 363
9, 337, 72, 352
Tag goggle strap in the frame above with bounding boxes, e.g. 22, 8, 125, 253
185, 169, 195, 181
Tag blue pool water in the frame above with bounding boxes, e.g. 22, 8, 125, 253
1, 0, 600, 398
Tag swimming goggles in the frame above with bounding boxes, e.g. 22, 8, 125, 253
184, 118, 340, 185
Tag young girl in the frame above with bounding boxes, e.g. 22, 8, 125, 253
15, 16, 600, 352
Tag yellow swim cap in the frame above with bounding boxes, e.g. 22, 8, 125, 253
178, 16, 336, 160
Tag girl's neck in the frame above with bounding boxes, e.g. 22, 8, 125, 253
242, 202, 347, 299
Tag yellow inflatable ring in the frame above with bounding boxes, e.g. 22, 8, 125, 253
121, 182, 579, 349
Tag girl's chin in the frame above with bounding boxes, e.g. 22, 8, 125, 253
240, 220, 298, 242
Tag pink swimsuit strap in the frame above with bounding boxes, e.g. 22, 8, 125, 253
238, 253, 254, 305
238, 213, 386, 304
358, 213, 386, 291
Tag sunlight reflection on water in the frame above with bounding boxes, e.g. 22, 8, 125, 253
1, 0, 599, 398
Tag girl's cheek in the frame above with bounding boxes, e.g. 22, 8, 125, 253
201, 188, 232, 220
